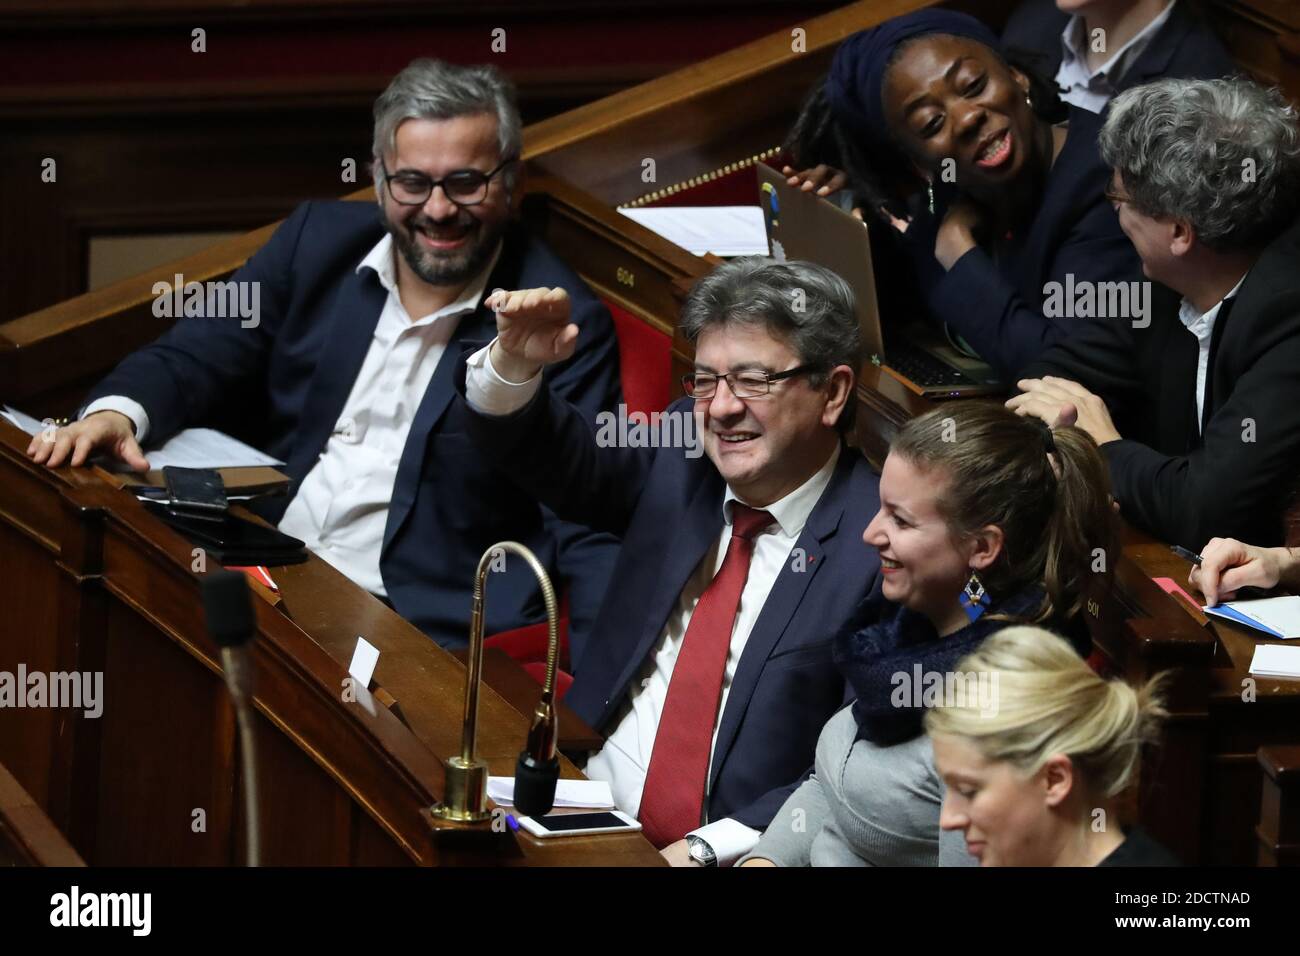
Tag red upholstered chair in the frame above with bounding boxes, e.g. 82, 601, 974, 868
483, 299, 672, 697
607, 300, 673, 416
483, 603, 575, 702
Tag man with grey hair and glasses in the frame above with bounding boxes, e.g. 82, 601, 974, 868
1011, 76, 1300, 551
29, 59, 623, 650
454, 257, 883, 866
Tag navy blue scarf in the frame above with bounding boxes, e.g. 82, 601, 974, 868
833, 584, 1046, 746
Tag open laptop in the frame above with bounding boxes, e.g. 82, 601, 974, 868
756, 162, 1002, 398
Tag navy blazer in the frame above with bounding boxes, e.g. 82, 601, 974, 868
85, 200, 623, 647
455, 369, 884, 831
1022, 217, 1300, 550
1002, 0, 1236, 94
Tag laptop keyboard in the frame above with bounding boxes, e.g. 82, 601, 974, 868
884, 340, 978, 388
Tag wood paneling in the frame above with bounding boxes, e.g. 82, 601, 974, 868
0, 2, 839, 325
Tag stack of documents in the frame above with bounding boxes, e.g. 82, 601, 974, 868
1249, 644, 1300, 678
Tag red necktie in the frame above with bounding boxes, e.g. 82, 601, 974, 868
639, 503, 774, 848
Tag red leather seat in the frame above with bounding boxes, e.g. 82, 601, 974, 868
607, 300, 672, 416
484, 610, 574, 702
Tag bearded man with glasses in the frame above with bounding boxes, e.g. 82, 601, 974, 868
455, 257, 884, 866
38, 59, 623, 651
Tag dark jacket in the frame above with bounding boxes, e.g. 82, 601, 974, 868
1100, 826, 1181, 866
85, 200, 624, 647
1002, 0, 1236, 95
455, 372, 884, 832
1022, 217, 1300, 550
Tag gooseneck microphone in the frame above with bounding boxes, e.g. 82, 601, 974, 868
431, 541, 560, 823
201, 569, 261, 867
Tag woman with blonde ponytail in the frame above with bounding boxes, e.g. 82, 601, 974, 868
739, 401, 1116, 867
927, 626, 1176, 866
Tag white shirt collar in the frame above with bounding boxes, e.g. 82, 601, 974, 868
1060, 0, 1176, 84
356, 232, 502, 324
722, 443, 841, 539
1177, 271, 1248, 340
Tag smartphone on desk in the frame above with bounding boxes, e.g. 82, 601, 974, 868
143, 500, 304, 553
516, 810, 641, 839
163, 466, 228, 515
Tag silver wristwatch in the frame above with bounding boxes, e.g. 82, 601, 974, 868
686, 835, 717, 867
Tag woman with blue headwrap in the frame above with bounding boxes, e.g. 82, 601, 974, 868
788, 8, 1142, 379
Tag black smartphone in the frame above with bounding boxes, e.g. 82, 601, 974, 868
144, 501, 303, 553
163, 467, 228, 514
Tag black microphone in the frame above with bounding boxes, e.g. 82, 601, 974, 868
514, 750, 560, 818
201, 570, 261, 865
514, 697, 560, 817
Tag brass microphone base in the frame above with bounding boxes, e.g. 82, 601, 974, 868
430, 755, 492, 822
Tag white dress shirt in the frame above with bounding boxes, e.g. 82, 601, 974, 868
1055, 1, 1175, 113
1177, 272, 1247, 433
88, 234, 499, 596
465, 341, 841, 865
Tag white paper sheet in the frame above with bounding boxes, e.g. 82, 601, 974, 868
349, 636, 381, 688
3, 405, 283, 470
1249, 643, 1300, 678
1203, 596, 1300, 639
1, 405, 52, 437
619, 206, 768, 257
487, 776, 615, 809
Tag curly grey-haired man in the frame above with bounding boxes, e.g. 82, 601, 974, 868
1010, 75, 1300, 552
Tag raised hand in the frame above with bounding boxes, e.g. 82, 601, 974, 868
484, 287, 578, 382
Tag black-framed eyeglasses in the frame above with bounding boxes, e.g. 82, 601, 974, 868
379, 157, 517, 207
682, 364, 822, 400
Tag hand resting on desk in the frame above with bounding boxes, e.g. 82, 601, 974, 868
25, 409, 149, 473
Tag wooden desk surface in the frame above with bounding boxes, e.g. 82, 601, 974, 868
1122, 537, 1300, 702
0, 420, 663, 866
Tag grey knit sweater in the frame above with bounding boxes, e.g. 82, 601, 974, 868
738, 706, 976, 867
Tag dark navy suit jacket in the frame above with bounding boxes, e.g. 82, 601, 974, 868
1023, 217, 1300, 550
85, 200, 623, 648
456, 372, 884, 831
1002, 0, 1236, 95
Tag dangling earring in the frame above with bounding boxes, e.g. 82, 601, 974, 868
1025, 91, 1034, 111
959, 569, 991, 623
927, 179, 936, 216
